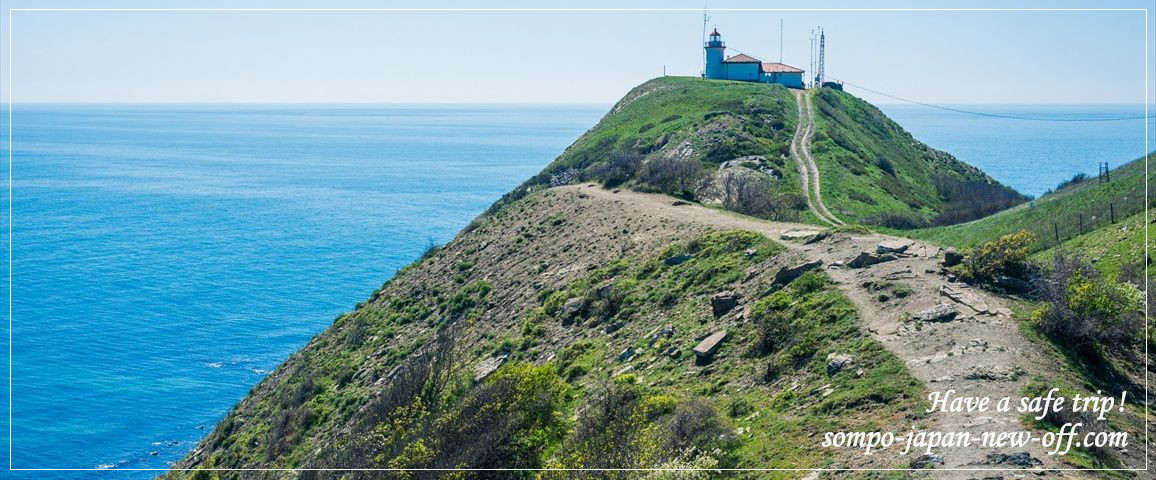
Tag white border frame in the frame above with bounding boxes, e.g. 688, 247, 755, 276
4, 4, 1151, 476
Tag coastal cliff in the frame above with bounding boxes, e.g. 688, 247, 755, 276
167, 77, 1147, 478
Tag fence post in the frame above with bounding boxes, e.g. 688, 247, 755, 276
1054, 222, 1059, 244
1110, 203, 1115, 223
1079, 214, 1083, 234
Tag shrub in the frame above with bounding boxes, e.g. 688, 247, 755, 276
864, 212, 927, 229
1031, 251, 1142, 348
596, 151, 644, 189
930, 175, 1026, 226
959, 231, 1035, 283
639, 155, 702, 196
716, 171, 801, 221
876, 155, 895, 176
1054, 172, 1089, 191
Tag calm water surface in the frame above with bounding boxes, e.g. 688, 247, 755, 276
0, 102, 1150, 478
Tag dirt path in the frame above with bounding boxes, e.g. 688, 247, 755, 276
563, 184, 1068, 475
791, 90, 844, 226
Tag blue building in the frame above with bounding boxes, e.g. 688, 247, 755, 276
704, 29, 805, 88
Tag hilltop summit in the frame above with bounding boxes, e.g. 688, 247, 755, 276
510, 76, 1023, 228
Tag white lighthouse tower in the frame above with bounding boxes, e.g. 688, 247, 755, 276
704, 29, 726, 79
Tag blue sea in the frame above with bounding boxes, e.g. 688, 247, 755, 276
0, 103, 1151, 478
878, 104, 1154, 198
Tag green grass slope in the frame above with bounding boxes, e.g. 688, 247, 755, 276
166, 185, 927, 477
497, 77, 1024, 229
1033, 209, 1150, 279
809, 89, 1025, 227
909, 154, 1153, 250
489, 76, 811, 222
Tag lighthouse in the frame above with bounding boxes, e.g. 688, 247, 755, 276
704, 29, 726, 79
701, 28, 806, 88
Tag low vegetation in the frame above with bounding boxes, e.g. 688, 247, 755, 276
808, 88, 1025, 227
910, 154, 1153, 250
490, 77, 1023, 229
171, 226, 926, 477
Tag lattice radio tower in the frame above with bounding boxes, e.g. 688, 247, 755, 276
815, 27, 826, 87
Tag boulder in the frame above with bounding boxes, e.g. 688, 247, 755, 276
965, 365, 1015, 381
664, 254, 694, 266
986, 451, 1041, 467
877, 240, 913, 254
910, 453, 944, 469
561, 297, 587, 322
773, 260, 824, 286
943, 248, 964, 267
803, 232, 830, 245
912, 303, 958, 322
618, 347, 636, 362
474, 354, 508, 382
848, 252, 897, 269
994, 275, 1031, 293
826, 353, 854, 376
711, 291, 739, 317
648, 325, 675, 346
596, 282, 614, 300
693, 330, 728, 364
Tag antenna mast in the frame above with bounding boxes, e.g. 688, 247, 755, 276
808, 28, 817, 88
702, 7, 710, 77
816, 27, 826, 87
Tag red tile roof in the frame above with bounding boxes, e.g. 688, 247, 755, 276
761, 62, 804, 73
723, 53, 761, 63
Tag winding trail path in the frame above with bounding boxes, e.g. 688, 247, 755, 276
791, 90, 843, 226
562, 184, 1072, 475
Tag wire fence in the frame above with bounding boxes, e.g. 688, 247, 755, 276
1019, 189, 1151, 251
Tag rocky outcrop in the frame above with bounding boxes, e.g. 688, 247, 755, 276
772, 259, 823, 286
848, 251, 897, 269
710, 291, 739, 317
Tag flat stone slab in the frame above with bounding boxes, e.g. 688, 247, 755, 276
474, 354, 507, 382
780, 230, 824, 242
693, 330, 728, 358
848, 251, 897, 269
877, 240, 913, 254
912, 303, 959, 322
939, 284, 993, 315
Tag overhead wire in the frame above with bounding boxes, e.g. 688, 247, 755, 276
825, 76, 1149, 122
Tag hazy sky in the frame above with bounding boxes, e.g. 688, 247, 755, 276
2, 0, 1153, 105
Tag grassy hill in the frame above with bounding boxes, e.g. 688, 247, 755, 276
167, 188, 924, 477
162, 78, 968, 477
909, 154, 1153, 251
809, 89, 1026, 227
494, 77, 1023, 228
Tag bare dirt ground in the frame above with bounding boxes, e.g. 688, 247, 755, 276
560, 184, 1097, 477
